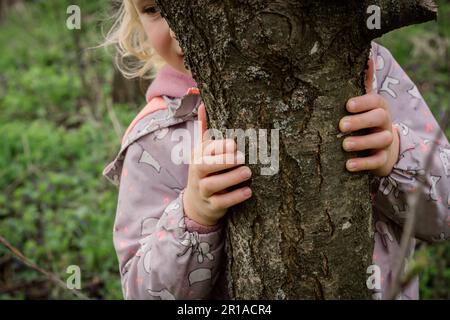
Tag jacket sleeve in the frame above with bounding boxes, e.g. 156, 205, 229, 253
113, 131, 225, 300
372, 43, 450, 243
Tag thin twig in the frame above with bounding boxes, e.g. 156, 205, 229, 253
386, 107, 449, 300
105, 96, 124, 140
0, 236, 90, 300
3, 165, 41, 197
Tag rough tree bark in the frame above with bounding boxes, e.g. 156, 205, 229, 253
157, 0, 437, 299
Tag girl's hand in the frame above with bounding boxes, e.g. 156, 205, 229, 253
339, 58, 400, 177
183, 104, 253, 226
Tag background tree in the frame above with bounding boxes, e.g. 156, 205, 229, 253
0, 0, 23, 24
157, 0, 437, 299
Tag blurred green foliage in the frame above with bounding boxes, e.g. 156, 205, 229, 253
0, 0, 137, 299
0, 0, 449, 299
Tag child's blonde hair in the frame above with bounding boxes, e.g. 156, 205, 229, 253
103, 0, 166, 79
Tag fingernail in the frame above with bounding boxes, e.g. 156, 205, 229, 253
342, 121, 351, 132
243, 187, 252, 197
241, 167, 252, 179
347, 160, 357, 170
344, 140, 355, 151
348, 100, 356, 111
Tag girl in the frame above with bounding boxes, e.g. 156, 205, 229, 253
103, 0, 450, 299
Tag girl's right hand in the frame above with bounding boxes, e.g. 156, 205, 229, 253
182, 103, 253, 226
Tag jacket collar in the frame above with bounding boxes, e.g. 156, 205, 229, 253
145, 64, 198, 102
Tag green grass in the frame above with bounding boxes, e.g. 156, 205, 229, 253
0, 0, 134, 299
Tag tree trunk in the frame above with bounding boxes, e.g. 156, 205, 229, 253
157, 0, 437, 299
110, 0, 152, 106
0, 0, 23, 24
111, 68, 151, 106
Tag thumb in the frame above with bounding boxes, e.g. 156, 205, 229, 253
365, 57, 375, 94
198, 103, 208, 141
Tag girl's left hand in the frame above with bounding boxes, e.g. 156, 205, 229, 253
338, 58, 400, 177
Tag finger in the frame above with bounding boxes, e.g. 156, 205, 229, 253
200, 166, 252, 197
197, 103, 208, 142
346, 93, 389, 114
339, 108, 391, 133
202, 139, 237, 156
209, 186, 252, 210
193, 103, 209, 162
198, 152, 245, 177
346, 149, 388, 172
364, 57, 375, 94
342, 130, 394, 152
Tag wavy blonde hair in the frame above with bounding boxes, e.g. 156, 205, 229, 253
102, 0, 166, 79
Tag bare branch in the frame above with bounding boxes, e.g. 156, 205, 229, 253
366, 0, 438, 39
0, 236, 90, 300
105, 96, 124, 140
